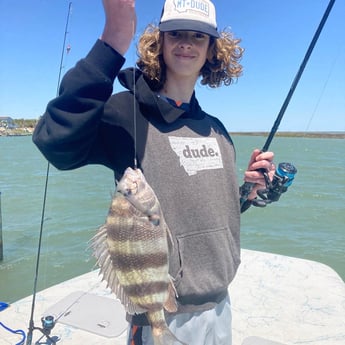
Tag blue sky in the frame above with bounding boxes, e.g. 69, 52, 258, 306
1, 0, 344, 132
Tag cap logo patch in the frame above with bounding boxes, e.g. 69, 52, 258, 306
174, 0, 210, 18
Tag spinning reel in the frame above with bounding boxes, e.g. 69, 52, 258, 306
251, 162, 297, 207
26, 315, 57, 345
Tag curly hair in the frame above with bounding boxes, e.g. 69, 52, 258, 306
136, 24, 244, 91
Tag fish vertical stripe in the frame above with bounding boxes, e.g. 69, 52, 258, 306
110, 251, 167, 271
124, 281, 169, 298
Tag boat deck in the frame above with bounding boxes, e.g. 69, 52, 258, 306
1, 249, 344, 344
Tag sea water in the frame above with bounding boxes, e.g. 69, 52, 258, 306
0, 135, 344, 303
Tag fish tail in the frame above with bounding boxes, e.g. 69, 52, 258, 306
152, 326, 188, 345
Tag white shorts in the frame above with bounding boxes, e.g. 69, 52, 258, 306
127, 294, 232, 345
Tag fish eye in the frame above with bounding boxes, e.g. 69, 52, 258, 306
149, 214, 160, 226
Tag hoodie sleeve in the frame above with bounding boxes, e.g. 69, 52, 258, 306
32, 39, 126, 170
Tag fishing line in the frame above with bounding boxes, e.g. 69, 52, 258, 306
240, 0, 336, 207
305, 45, 341, 132
133, 52, 138, 169
26, 3, 73, 345
132, 28, 139, 170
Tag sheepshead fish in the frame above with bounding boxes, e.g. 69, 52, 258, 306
90, 167, 187, 345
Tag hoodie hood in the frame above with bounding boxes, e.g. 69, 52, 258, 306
118, 68, 205, 124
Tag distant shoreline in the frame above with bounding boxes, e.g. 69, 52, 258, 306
0, 129, 34, 137
0, 128, 344, 139
231, 132, 345, 139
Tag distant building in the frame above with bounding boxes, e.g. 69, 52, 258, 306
0, 117, 17, 129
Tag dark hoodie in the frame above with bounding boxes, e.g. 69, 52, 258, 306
33, 39, 241, 320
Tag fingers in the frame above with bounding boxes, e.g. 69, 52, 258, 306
243, 170, 267, 185
244, 149, 275, 190
246, 149, 261, 169
101, 0, 137, 55
248, 151, 274, 171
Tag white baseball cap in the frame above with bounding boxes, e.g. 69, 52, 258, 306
159, 0, 220, 38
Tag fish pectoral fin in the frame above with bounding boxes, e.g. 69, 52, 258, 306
163, 278, 178, 313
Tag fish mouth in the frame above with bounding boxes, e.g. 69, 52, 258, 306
117, 176, 140, 196
117, 186, 134, 197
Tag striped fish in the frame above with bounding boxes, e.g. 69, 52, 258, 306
90, 167, 187, 345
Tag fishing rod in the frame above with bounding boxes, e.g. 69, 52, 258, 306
26, 3, 73, 345
240, 0, 336, 208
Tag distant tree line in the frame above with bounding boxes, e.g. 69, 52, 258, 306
13, 118, 38, 128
